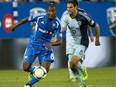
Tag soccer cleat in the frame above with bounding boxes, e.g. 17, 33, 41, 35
79, 66, 88, 81
24, 84, 32, 87
79, 84, 86, 87
69, 77, 77, 82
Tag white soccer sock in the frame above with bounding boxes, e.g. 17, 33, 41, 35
68, 59, 75, 79
76, 61, 84, 71
77, 75, 85, 84
75, 63, 85, 84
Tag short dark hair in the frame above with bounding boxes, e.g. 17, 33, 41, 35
47, 1, 56, 10
66, 0, 78, 7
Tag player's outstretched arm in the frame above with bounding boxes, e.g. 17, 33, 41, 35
94, 23, 101, 46
9, 18, 28, 31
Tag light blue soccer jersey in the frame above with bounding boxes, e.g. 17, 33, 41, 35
24, 12, 62, 63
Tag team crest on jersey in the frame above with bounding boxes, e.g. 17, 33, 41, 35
52, 23, 57, 29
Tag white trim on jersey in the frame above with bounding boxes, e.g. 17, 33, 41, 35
34, 16, 44, 31
79, 11, 91, 22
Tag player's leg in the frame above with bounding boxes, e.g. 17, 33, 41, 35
70, 54, 85, 81
74, 45, 88, 81
67, 55, 77, 82
70, 55, 86, 87
23, 46, 38, 73
68, 55, 84, 84
23, 47, 38, 87
73, 45, 88, 87
25, 62, 49, 87
76, 61, 88, 81
25, 50, 54, 87
40, 62, 51, 72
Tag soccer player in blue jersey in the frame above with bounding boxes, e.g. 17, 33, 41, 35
61, 0, 100, 87
9, 2, 62, 87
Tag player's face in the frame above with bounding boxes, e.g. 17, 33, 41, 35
67, 3, 77, 17
47, 6, 56, 20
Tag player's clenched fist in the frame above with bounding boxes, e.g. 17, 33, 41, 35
95, 39, 101, 46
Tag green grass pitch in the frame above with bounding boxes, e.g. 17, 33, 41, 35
0, 67, 115, 87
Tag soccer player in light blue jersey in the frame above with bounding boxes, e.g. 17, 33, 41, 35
61, 9, 94, 83
61, 0, 101, 87
10, 2, 62, 87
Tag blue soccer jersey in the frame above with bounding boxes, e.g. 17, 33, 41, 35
28, 12, 62, 46
24, 12, 62, 63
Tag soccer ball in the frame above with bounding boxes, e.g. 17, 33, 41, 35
33, 66, 47, 79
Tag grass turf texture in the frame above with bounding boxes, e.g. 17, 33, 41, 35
0, 67, 115, 87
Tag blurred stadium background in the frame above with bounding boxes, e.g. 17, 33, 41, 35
0, 0, 115, 87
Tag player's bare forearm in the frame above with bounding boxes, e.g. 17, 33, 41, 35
87, 26, 94, 42
16, 18, 28, 26
95, 23, 100, 40
51, 39, 62, 46
87, 26, 92, 34
44, 39, 62, 49
9, 18, 28, 31
94, 23, 101, 46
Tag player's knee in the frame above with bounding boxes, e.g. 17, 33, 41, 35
70, 62, 75, 70
70, 56, 80, 70
23, 64, 31, 72
71, 56, 80, 65
23, 67, 29, 72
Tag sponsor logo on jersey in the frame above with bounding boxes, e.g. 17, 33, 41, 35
39, 28, 48, 33
39, 28, 53, 34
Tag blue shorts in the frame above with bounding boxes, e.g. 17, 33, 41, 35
23, 45, 54, 64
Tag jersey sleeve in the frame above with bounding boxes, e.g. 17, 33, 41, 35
28, 12, 46, 22
83, 12, 96, 27
60, 11, 68, 28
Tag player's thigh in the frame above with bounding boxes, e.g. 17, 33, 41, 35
23, 47, 38, 70
38, 51, 54, 72
74, 45, 86, 61
38, 50, 54, 63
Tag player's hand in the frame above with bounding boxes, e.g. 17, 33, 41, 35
90, 33, 94, 42
95, 39, 101, 46
44, 43, 52, 49
9, 25, 16, 31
